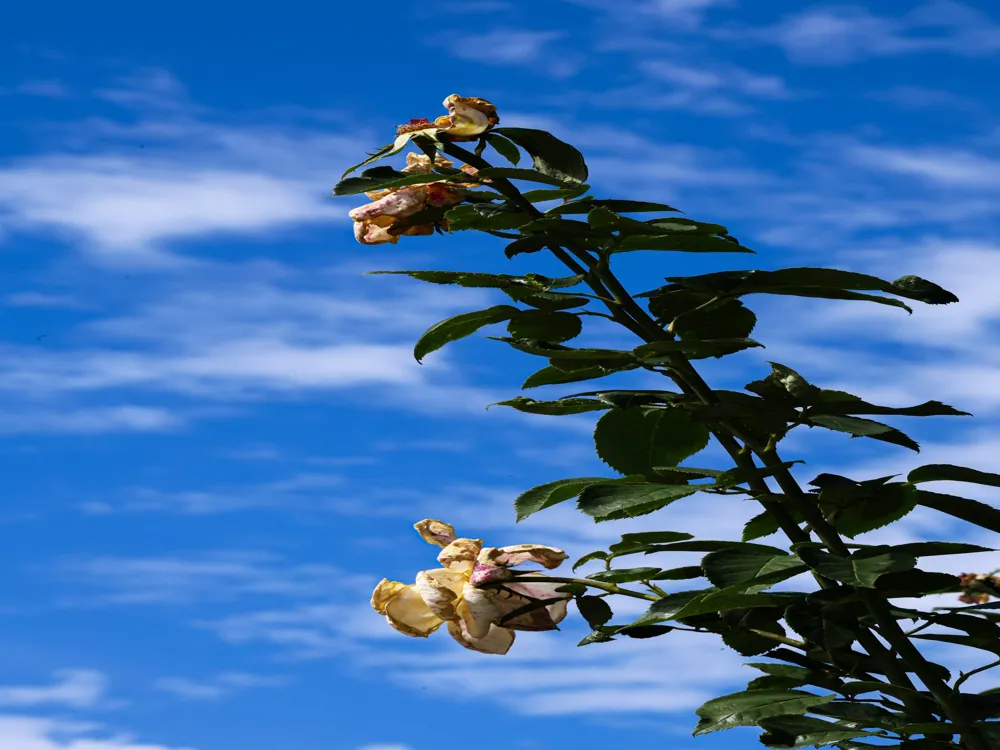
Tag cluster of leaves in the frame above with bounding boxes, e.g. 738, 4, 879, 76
336, 116, 1000, 748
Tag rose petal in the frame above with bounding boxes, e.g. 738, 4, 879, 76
446, 617, 514, 655
489, 586, 560, 632
415, 568, 467, 621
478, 544, 568, 570
371, 578, 407, 615
441, 95, 498, 138
354, 216, 399, 245
401, 153, 454, 174
413, 519, 457, 548
349, 188, 425, 221
459, 582, 499, 639
438, 537, 483, 574
382, 582, 444, 638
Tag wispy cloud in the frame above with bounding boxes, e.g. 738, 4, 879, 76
0, 670, 107, 709
0, 406, 181, 435
0, 715, 195, 750
153, 672, 288, 701
737, 1, 1000, 65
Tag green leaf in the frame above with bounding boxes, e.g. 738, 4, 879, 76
620, 624, 674, 638
891, 542, 993, 557
339, 131, 429, 178
507, 310, 582, 343
413, 305, 519, 362
476, 167, 579, 187
617, 234, 755, 254
915, 490, 1000, 534
547, 199, 681, 215
588, 567, 662, 583
784, 603, 857, 649
813, 701, 904, 731
746, 664, 845, 693
891, 275, 959, 304
593, 407, 710, 476
909, 464, 1000, 487
521, 363, 636, 389
572, 550, 609, 572
491, 397, 608, 416
798, 546, 916, 588
369, 270, 537, 289
808, 415, 920, 452
608, 530, 695, 555
445, 203, 533, 231
702, 548, 806, 591
505, 289, 591, 310
634, 338, 764, 360
758, 715, 876, 748
577, 483, 699, 521
577, 629, 618, 646
808, 400, 970, 418
492, 127, 589, 184
576, 596, 613, 629
651, 566, 705, 580
632, 590, 709, 625
504, 236, 549, 258
514, 476, 611, 521
832, 484, 919, 538
521, 186, 589, 202
692, 690, 835, 735
485, 133, 521, 166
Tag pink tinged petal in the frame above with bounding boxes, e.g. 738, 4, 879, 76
382, 583, 444, 637
460, 583, 499, 638
437, 538, 483, 575
413, 519, 457, 548
447, 615, 514, 655
415, 568, 467, 621
469, 561, 513, 586
479, 544, 568, 569
546, 597, 570, 626
348, 188, 424, 221
489, 587, 560, 632
354, 218, 398, 246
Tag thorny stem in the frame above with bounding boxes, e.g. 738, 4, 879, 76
440, 141, 987, 749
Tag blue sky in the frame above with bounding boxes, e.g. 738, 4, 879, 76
2, 0, 1000, 748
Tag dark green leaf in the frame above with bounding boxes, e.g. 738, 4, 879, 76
833, 484, 918, 538
891, 275, 959, 305
651, 566, 705, 580
620, 624, 674, 638
746, 664, 845, 693
413, 305, 519, 362
634, 338, 764, 360
909, 464, 1000, 487
577, 629, 618, 646
521, 363, 635, 389
507, 310, 582, 343
702, 548, 805, 591
758, 715, 876, 748
476, 167, 579, 187
492, 127, 589, 184
672, 591, 798, 620
809, 400, 970, 418
798, 547, 916, 588
813, 701, 904, 730
547, 199, 681, 215
632, 590, 709, 625
484, 133, 521, 166
892, 542, 993, 557
520, 186, 589, 203
491, 397, 608, 416
445, 203, 532, 231
692, 690, 835, 735
369, 270, 537, 289
577, 483, 699, 521
593, 407, 710, 476
784, 603, 857, 650
515, 476, 610, 521
916, 490, 1000, 534
504, 236, 549, 258
809, 415, 920, 452
617, 234, 755, 254
572, 550, 610, 572
576, 596, 613, 629
588, 567, 662, 583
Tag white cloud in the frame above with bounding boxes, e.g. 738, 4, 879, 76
59, 551, 367, 605
356, 745, 413, 750
0, 715, 196, 750
152, 672, 287, 701
0, 68, 363, 266
0, 671, 107, 709
746, 1, 1000, 64
847, 144, 1000, 187
0, 406, 181, 435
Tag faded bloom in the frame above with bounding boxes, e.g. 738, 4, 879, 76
957, 572, 1000, 605
371, 519, 569, 654
395, 94, 499, 141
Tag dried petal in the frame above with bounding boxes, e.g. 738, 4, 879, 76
447, 610, 514, 655
349, 187, 425, 221
401, 152, 454, 174
460, 583, 499, 638
469, 562, 514, 586
353, 216, 399, 246
380, 582, 444, 637
478, 544, 568, 570
371, 578, 407, 615
415, 568, 467, 621
414, 519, 457, 548
441, 94, 499, 139
438, 537, 483, 574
